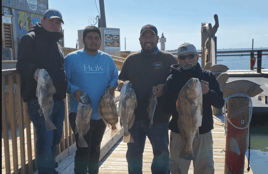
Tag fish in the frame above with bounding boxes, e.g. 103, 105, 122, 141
98, 90, 119, 135
176, 77, 203, 160
75, 93, 93, 147
118, 81, 137, 143
148, 87, 157, 128
36, 69, 57, 131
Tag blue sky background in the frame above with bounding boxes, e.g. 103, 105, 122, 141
49, 0, 268, 51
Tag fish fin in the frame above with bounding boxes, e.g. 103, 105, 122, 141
229, 138, 240, 155
123, 134, 131, 143
78, 135, 88, 147
45, 118, 56, 131
179, 145, 194, 160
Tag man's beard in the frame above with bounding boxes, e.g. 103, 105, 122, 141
182, 63, 193, 70
142, 45, 156, 54
84, 43, 98, 53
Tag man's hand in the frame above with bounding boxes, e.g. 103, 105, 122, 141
108, 86, 115, 96
153, 84, 165, 97
74, 89, 85, 103
200, 80, 209, 95
117, 82, 124, 92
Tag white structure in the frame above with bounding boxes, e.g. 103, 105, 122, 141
159, 33, 166, 51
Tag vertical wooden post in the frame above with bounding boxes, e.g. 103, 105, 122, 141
225, 97, 250, 174
16, 74, 26, 174
257, 51, 262, 73
23, 102, 33, 174
8, 75, 19, 174
2, 78, 11, 174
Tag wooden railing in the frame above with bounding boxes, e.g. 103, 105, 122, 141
2, 69, 75, 174
1, 54, 125, 174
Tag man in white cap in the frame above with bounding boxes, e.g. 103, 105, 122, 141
16, 9, 67, 174
154, 42, 224, 174
118, 24, 177, 174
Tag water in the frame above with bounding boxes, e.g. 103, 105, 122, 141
245, 124, 268, 174
197, 47, 268, 70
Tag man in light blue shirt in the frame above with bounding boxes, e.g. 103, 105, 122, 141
64, 26, 118, 174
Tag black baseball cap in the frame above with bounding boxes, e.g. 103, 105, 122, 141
140, 24, 158, 36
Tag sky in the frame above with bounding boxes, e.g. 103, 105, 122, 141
49, 0, 268, 51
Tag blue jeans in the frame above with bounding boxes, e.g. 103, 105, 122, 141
126, 120, 170, 174
27, 99, 65, 174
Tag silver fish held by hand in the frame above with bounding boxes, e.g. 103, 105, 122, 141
75, 93, 93, 147
118, 81, 137, 143
148, 87, 157, 128
98, 90, 119, 135
36, 69, 56, 131
177, 78, 203, 160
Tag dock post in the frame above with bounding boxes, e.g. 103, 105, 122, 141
250, 52, 254, 70
257, 51, 262, 73
224, 97, 250, 174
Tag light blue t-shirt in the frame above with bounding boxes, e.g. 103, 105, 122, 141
64, 49, 118, 120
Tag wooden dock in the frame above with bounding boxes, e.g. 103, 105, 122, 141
54, 116, 254, 174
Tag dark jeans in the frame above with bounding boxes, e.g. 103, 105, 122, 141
27, 99, 65, 174
69, 112, 106, 174
127, 120, 170, 174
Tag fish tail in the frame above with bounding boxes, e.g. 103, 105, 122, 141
45, 118, 56, 131
78, 135, 88, 147
179, 145, 194, 160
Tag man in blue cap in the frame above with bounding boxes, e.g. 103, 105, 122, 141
16, 9, 67, 174
117, 24, 178, 174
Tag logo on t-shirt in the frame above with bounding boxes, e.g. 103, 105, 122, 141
153, 62, 163, 69
83, 64, 104, 73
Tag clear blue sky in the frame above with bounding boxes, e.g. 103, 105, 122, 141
49, 0, 268, 51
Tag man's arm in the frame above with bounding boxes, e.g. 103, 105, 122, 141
203, 73, 224, 109
64, 55, 80, 97
16, 35, 38, 79
107, 58, 119, 95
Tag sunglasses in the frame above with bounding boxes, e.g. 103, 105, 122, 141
178, 54, 196, 60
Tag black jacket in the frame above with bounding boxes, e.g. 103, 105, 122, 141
163, 63, 224, 134
16, 23, 67, 102
119, 49, 178, 123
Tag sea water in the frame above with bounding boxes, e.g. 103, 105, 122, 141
197, 47, 268, 70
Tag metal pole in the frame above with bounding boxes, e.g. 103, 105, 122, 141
257, 51, 262, 73
99, 0, 106, 28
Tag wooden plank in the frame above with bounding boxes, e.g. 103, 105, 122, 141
2, 78, 11, 174
23, 102, 33, 174
15, 74, 26, 174
8, 75, 19, 174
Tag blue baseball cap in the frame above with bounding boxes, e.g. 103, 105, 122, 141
43, 9, 64, 24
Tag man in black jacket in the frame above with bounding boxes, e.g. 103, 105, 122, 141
118, 24, 178, 174
16, 9, 67, 174
154, 43, 224, 174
